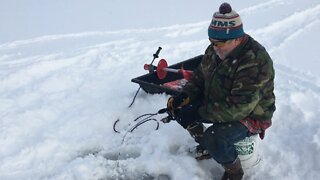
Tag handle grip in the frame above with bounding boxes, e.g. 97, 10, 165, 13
158, 108, 168, 114
153, 47, 162, 59
161, 116, 173, 123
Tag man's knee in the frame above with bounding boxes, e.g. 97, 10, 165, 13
199, 123, 247, 164
202, 128, 228, 154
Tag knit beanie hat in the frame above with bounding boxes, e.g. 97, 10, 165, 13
208, 3, 244, 40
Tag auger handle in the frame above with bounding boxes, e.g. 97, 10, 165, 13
158, 108, 174, 123
153, 47, 162, 59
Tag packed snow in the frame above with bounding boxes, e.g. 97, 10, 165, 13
1, 0, 320, 179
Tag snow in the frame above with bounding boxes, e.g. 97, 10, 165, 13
1, 0, 320, 179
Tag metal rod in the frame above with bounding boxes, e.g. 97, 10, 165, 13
163, 67, 180, 73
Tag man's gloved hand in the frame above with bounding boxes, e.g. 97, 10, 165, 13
167, 92, 190, 115
176, 104, 201, 129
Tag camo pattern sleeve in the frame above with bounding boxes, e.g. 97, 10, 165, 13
182, 45, 213, 102
198, 36, 275, 122
182, 44, 224, 102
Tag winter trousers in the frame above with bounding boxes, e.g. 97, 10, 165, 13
196, 121, 250, 164
178, 103, 250, 165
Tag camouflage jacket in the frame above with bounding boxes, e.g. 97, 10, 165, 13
183, 35, 276, 123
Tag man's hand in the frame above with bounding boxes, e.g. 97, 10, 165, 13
167, 92, 190, 117
167, 92, 190, 109
176, 104, 201, 129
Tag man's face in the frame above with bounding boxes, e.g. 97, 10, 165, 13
209, 38, 238, 60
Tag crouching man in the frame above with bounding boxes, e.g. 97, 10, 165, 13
167, 3, 276, 180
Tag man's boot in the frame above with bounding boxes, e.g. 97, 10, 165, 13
186, 122, 211, 160
221, 157, 244, 180
186, 122, 205, 139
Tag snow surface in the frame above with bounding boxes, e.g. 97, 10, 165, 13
1, 0, 320, 179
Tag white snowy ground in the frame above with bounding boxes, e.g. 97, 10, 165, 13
1, 0, 320, 179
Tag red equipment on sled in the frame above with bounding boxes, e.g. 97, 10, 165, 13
143, 59, 193, 80
131, 53, 203, 95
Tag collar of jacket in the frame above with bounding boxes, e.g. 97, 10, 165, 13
225, 34, 249, 60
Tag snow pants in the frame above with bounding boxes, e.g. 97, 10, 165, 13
197, 122, 250, 164
177, 102, 250, 165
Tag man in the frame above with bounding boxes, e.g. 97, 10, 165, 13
167, 3, 276, 180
